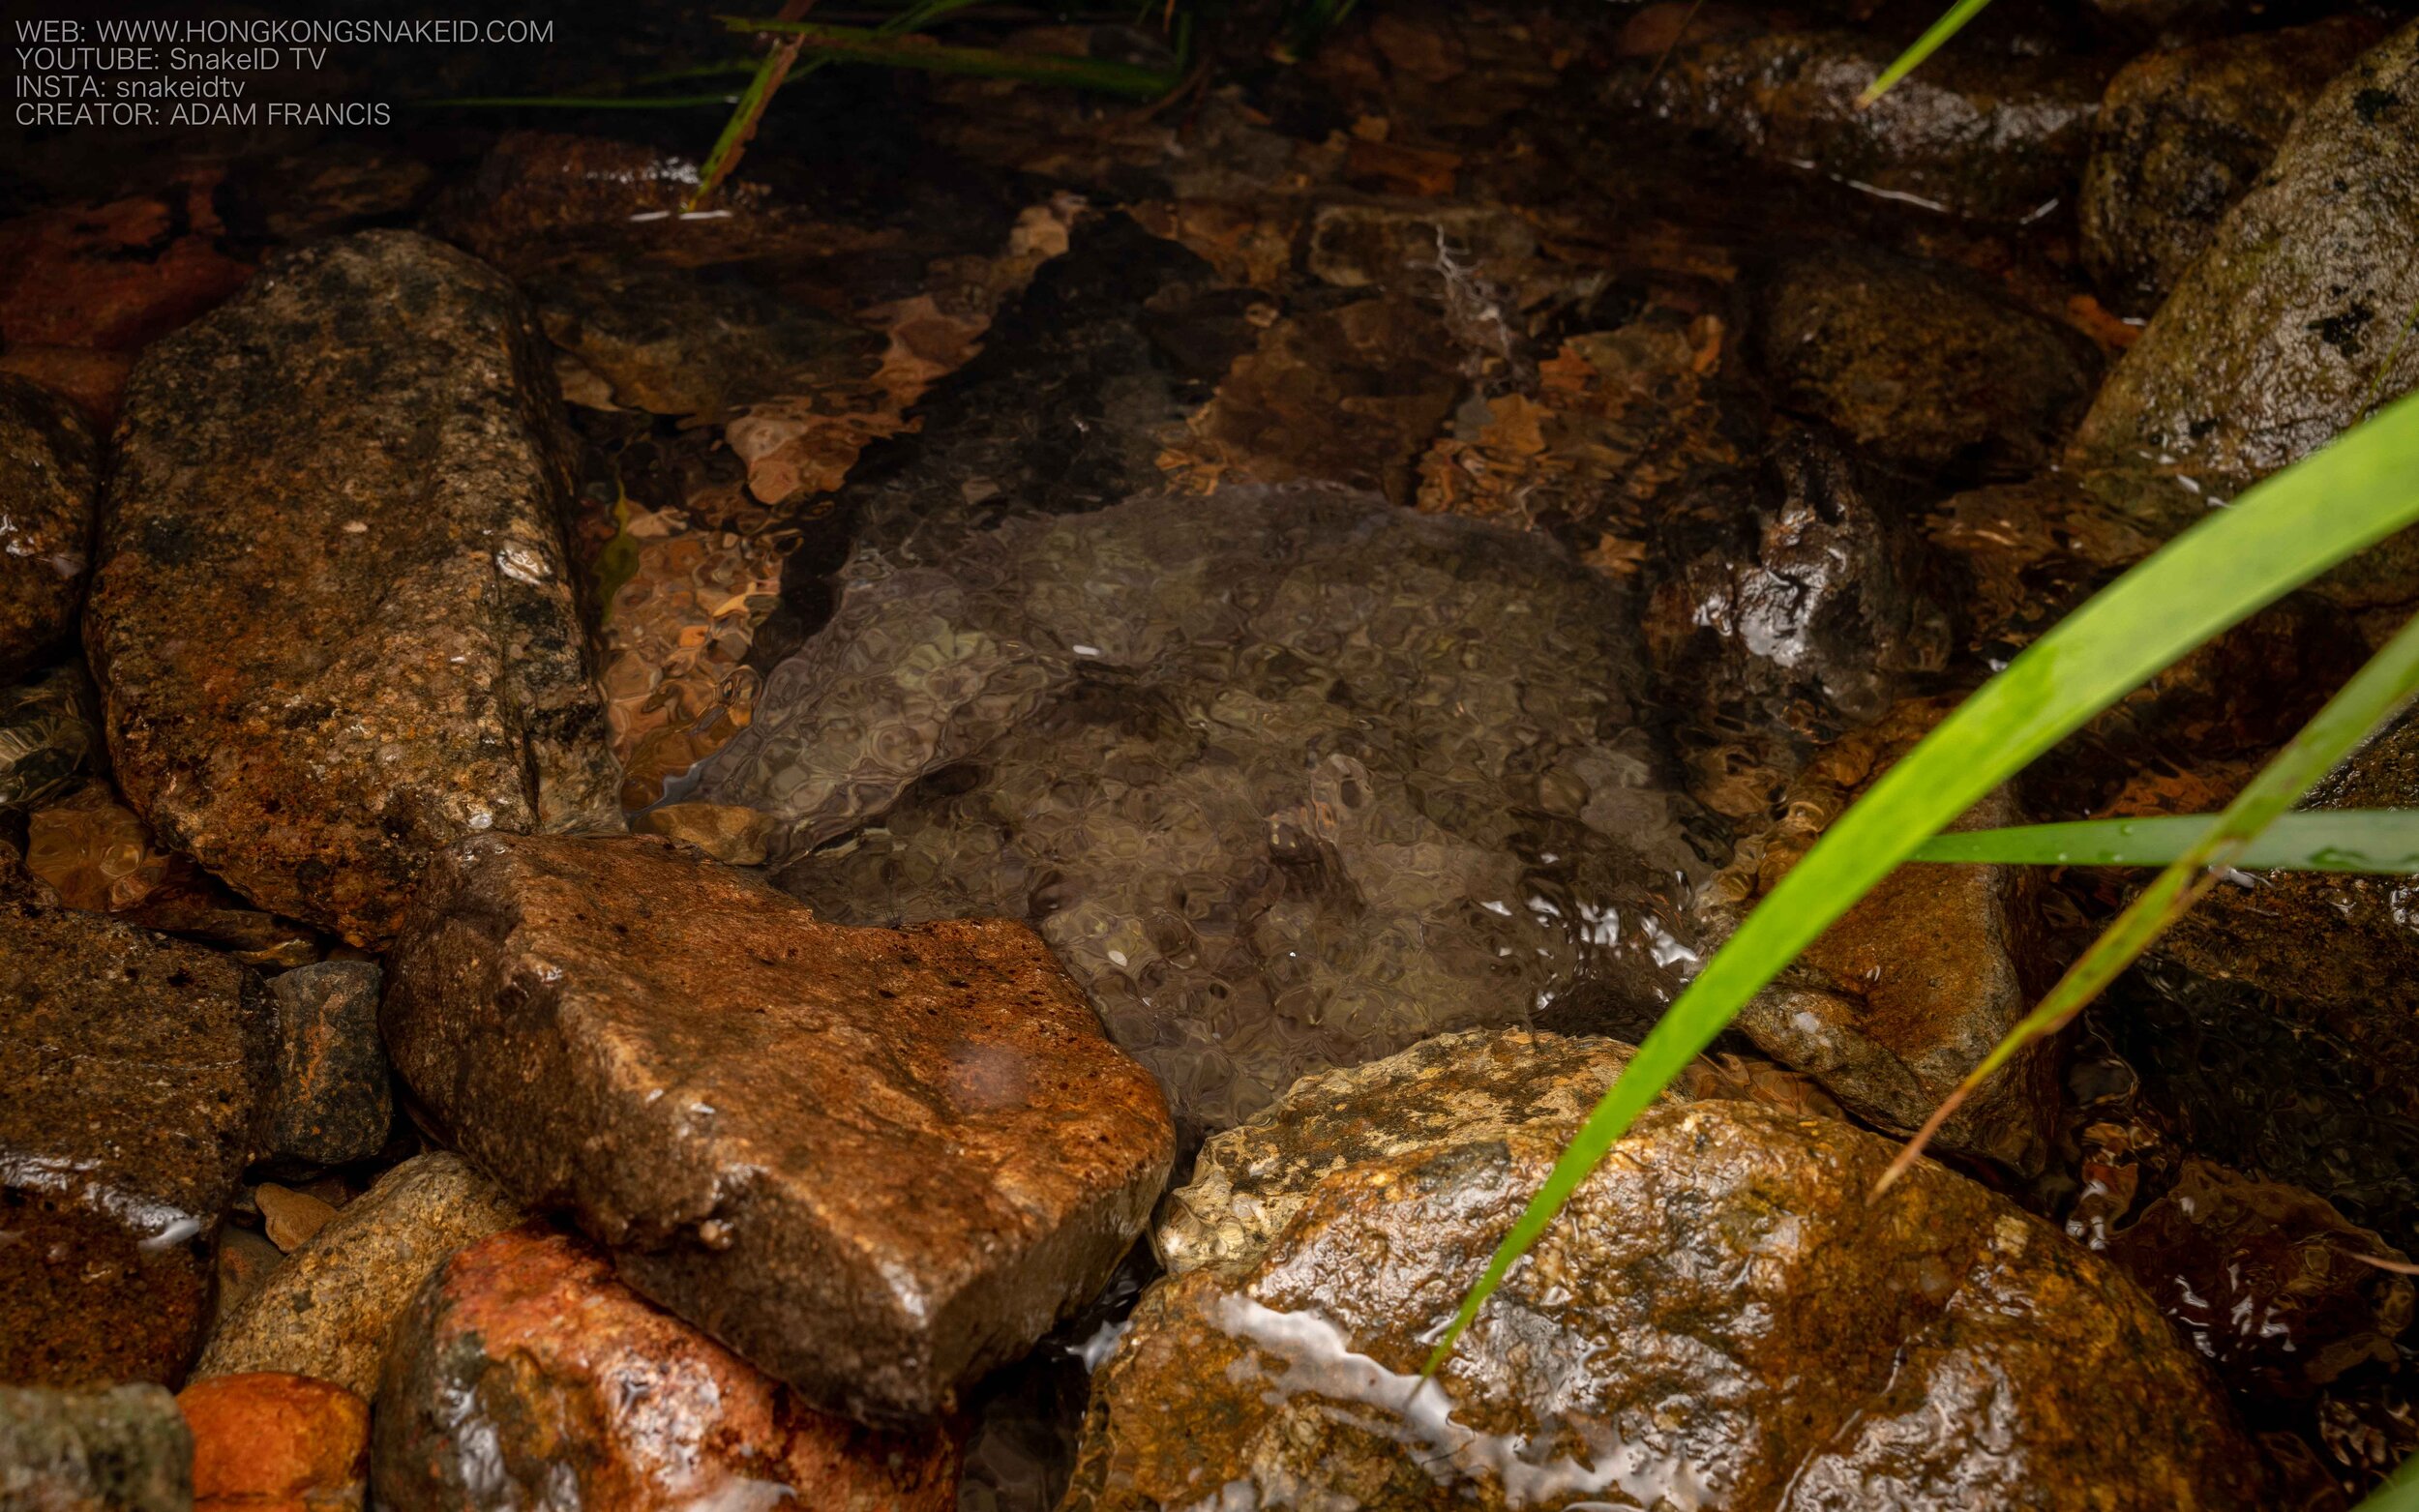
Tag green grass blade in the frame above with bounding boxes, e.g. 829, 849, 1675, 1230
720, 18, 1178, 96
1911, 810, 2419, 871
2359, 1449, 2419, 1510
1855, 0, 1996, 105
1425, 390, 2419, 1375
1880, 607, 2419, 1187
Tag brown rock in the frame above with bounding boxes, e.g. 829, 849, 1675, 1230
86, 228, 621, 947
2073, 20, 2419, 491
0, 849, 276, 1386
0, 373, 99, 682
194, 1152, 525, 1399
0, 1384, 193, 1512
2105, 1160, 2413, 1401
0, 347, 134, 430
254, 1185, 339, 1254
1641, 30, 2107, 222
374, 1224, 959, 1512
629, 799, 777, 865
2081, 17, 2388, 316
381, 832, 1176, 1422
1156, 1026, 1842, 1278
211, 1228, 285, 1335
0, 182, 254, 352
0, 662, 99, 812
176, 1374, 367, 1512
262, 962, 390, 1167
1699, 697, 2058, 1172
1070, 1099, 2259, 1511
1755, 243, 2099, 476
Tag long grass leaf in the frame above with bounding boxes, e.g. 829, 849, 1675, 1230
720, 18, 1177, 96
1854, 0, 1996, 106
1425, 391, 2419, 1374
2359, 1451, 2419, 1510
1879, 608, 2419, 1188
1911, 810, 2419, 870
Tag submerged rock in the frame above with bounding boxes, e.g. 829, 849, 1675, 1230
1640, 29, 2106, 222
2074, 19, 2419, 489
86, 228, 620, 947
194, 1151, 526, 1399
1157, 1026, 1841, 1279
1071, 1098, 2257, 1510
1699, 699, 2058, 1172
1, 848, 275, 1386
1755, 243, 2099, 476
380, 832, 1174, 1422
176, 1373, 368, 1512
374, 1224, 960, 1512
0, 1384, 191, 1512
702, 484, 1711, 1138
2081, 17, 2388, 316
0, 373, 99, 683
263, 962, 390, 1169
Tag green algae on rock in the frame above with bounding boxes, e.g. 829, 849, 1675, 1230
1072, 1100, 2260, 1511
85, 228, 621, 947
702, 484, 1712, 1141
379, 832, 1175, 1424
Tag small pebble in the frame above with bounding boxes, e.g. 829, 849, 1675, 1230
256, 1184, 339, 1253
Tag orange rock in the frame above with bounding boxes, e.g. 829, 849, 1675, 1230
374, 1224, 960, 1512
0, 181, 254, 352
177, 1372, 369, 1511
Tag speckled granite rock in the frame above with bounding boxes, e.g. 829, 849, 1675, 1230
374, 1224, 959, 1512
2074, 20, 2419, 489
1156, 1027, 1842, 1278
1, 848, 276, 1386
85, 228, 620, 947
1641, 30, 2107, 222
263, 962, 389, 1168
380, 832, 1175, 1423
1698, 699, 2058, 1173
1070, 1101, 2259, 1511
176, 1373, 367, 1512
707, 485, 1711, 1140
1756, 244, 2098, 476
2081, 17, 2387, 317
194, 1152, 525, 1399
0, 1384, 191, 1512
0, 374, 99, 683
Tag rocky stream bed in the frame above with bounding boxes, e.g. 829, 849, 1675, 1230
5, 1, 2419, 1507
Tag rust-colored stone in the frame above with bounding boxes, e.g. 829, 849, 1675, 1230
1072, 1100, 2261, 1511
86, 229, 621, 946
380, 832, 1175, 1422
0, 846, 276, 1386
0, 184, 254, 352
374, 1224, 959, 1512
176, 1373, 367, 1512
0, 373, 99, 683
262, 962, 391, 1168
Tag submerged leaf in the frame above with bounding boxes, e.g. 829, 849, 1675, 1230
1428, 390, 2419, 1374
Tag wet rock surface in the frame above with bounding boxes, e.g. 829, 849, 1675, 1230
0, 375, 100, 684
0, 663, 99, 812
194, 1151, 526, 1399
707, 484, 1712, 1138
1700, 699, 2058, 1171
1639, 29, 2107, 222
374, 1223, 960, 1512
176, 1373, 368, 1512
86, 228, 621, 947
1, 847, 276, 1387
0, 1384, 192, 1512
262, 963, 389, 1169
1073, 1098, 2257, 1511
2074, 19, 2419, 489
380, 832, 1174, 1421
1755, 243, 2099, 477
2081, 17, 2388, 316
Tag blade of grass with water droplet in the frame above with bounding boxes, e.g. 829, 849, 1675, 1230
1910, 810, 2419, 871
1855, 0, 1996, 105
1425, 391, 2419, 1375
1881, 606, 2419, 1188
